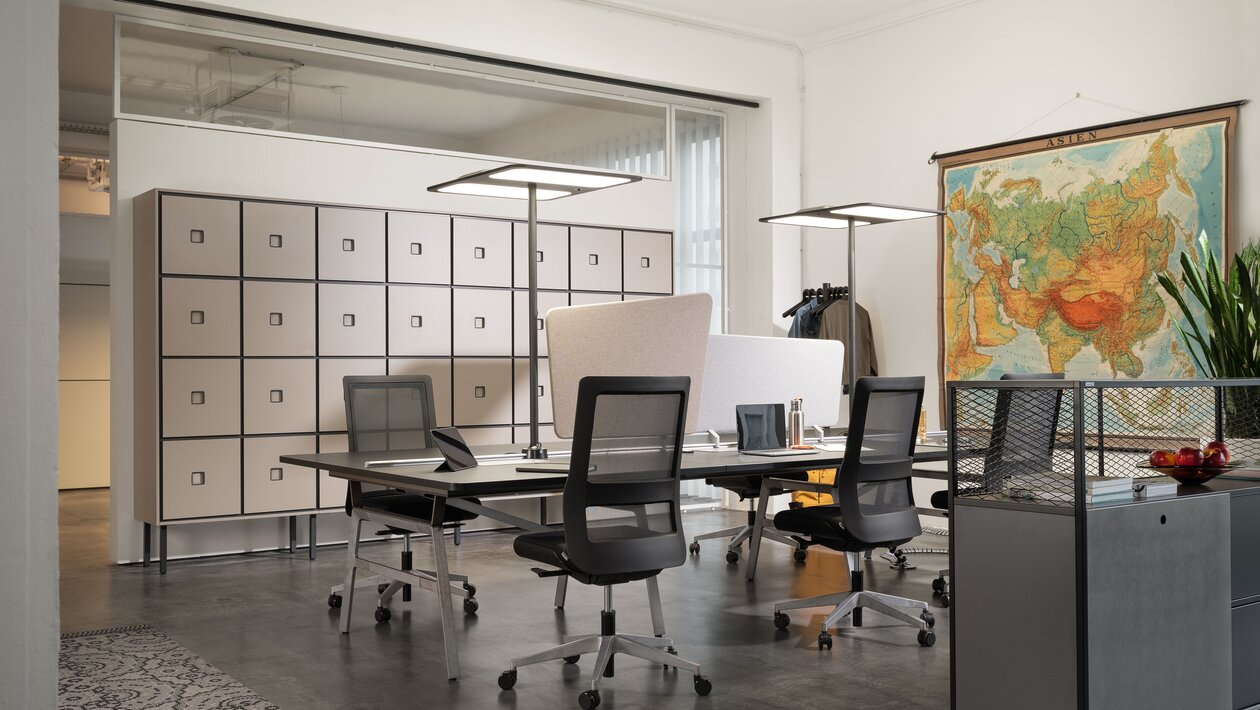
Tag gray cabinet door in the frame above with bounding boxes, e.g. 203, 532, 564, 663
388, 358, 453, 427
242, 281, 316, 357
162, 438, 241, 520
243, 435, 317, 514
317, 207, 386, 282
514, 290, 568, 357
452, 288, 512, 356
622, 230, 673, 294
162, 359, 240, 437
452, 217, 512, 287
317, 283, 386, 356
161, 278, 240, 356
388, 212, 451, 284
242, 359, 317, 435
161, 195, 240, 276
317, 434, 349, 509
569, 227, 622, 292
387, 285, 452, 357
513, 358, 553, 425
570, 292, 621, 306
243, 201, 315, 279
452, 358, 512, 426
317, 358, 386, 431
513, 222, 569, 290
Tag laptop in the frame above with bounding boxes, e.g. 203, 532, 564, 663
736, 403, 819, 457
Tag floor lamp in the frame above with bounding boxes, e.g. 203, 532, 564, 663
429, 164, 641, 458
760, 203, 942, 416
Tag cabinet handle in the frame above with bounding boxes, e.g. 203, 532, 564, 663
474, 386, 486, 398
270, 389, 284, 403
269, 312, 283, 326
474, 317, 485, 329
190, 310, 205, 325
410, 242, 422, 256
269, 234, 283, 248
343, 314, 355, 327
536, 318, 544, 331
342, 238, 355, 252
588, 254, 599, 265
641, 257, 651, 268
190, 391, 205, 405
474, 246, 486, 259
269, 467, 284, 482
191, 471, 206, 486
537, 385, 545, 397
536, 250, 544, 263
189, 229, 205, 244
411, 315, 423, 328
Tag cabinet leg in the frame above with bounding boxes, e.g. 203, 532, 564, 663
159, 526, 168, 575
143, 522, 151, 567
289, 516, 297, 554
309, 515, 317, 561
453, 523, 462, 546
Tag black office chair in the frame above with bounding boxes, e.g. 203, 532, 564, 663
930, 372, 1064, 607
497, 376, 712, 710
328, 375, 480, 630
770, 376, 937, 649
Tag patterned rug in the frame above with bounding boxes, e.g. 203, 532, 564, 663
60, 625, 279, 710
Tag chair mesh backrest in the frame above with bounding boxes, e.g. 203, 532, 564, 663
982, 373, 1064, 491
834, 376, 924, 545
563, 376, 690, 577
343, 376, 437, 453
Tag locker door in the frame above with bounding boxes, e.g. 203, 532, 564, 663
452, 358, 512, 426
388, 358, 453, 427
160, 195, 240, 276
162, 359, 240, 437
569, 226, 622, 292
242, 201, 316, 279
243, 435, 317, 513
452, 288, 512, 356
242, 359, 317, 434
452, 217, 512, 287
317, 358, 386, 431
242, 281, 316, 357
622, 230, 673, 294
162, 438, 241, 520
161, 278, 240, 356
513, 290, 568, 357
317, 283, 386, 356
513, 222, 569, 290
318, 207, 386, 282
388, 212, 451, 284
387, 285, 452, 357
513, 358, 554, 425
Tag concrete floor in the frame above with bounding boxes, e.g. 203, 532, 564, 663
60, 489, 951, 709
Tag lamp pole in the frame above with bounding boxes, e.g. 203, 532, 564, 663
847, 218, 857, 417
525, 182, 546, 458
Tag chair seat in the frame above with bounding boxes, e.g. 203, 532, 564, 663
362, 493, 480, 526
774, 505, 911, 553
705, 472, 809, 500
514, 530, 661, 586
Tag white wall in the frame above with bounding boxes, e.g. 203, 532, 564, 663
800, 0, 1260, 429
0, 0, 59, 704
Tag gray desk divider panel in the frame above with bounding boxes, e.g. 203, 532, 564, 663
546, 293, 711, 438
697, 334, 843, 434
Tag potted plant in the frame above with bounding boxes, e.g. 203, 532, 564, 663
1157, 234, 1260, 437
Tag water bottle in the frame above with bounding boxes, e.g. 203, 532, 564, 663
788, 397, 804, 448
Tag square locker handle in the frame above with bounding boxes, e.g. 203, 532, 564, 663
536, 250, 544, 263
191, 471, 206, 486
588, 254, 599, 266
343, 314, 355, 327
410, 242, 422, 256
269, 467, 284, 481
269, 234, 283, 248
536, 318, 544, 331
269, 312, 283, 326
641, 257, 651, 268
270, 389, 284, 403
411, 315, 423, 328
189, 229, 205, 244
342, 238, 355, 252
474, 246, 486, 259
474, 317, 485, 329
537, 385, 545, 396
190, 391, 205, 405
190, 310, 205, 325
474, 386, 486, 398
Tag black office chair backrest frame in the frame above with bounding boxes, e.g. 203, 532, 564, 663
833, 376, 925, 545
983, 372, 1065, 489
563, 376, 691, 577
342, 375, 438, 511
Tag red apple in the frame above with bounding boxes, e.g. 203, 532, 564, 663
1205, 440, 1231, 463
1148, 450, 1176, 467
1203, 448, 1228, 467
1176, 446, 1205, 467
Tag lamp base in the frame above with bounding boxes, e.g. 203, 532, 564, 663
522, 445, 549, 460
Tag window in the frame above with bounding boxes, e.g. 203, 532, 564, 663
674, 110, 723, 332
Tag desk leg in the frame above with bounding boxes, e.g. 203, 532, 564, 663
159, 526, 167, 575
309, 515, 317, 560
339, 514, 362, 634
745, 480, 771, 582
143, 523, 151, 567
288, 516, 297, 554
430, 497, 460, 680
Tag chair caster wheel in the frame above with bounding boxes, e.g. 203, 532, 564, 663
940, 593, 951, 608
818, 632, 833, 650
773, 611, 790, 630
921, 611, 935, 628
578, 689, 601, 709
725, 550, 740, 564
327, 594, 342, 609
793, 548, 807, 562
463, 598, 479, 615
918, 629, 936, 647
932, 577, 946, 594
374, 606, 391, 624
463, 583, 476, 598
564, 655, 580, 664
377, 583, 390, 595
497, 669, 517, 690
694, 675, 713, 696
688, 541, 700, 555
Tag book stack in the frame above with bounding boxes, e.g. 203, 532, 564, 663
1083, 475, 1134, 505
1133, 476, 1179, 498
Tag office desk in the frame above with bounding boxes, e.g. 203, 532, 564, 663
281, 443, 947, 680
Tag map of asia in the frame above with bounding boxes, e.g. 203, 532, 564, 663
939, 106, 1236, 382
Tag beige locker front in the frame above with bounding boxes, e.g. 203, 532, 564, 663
243, 359, 316, 435
388, 358, 453, 427
160, 195, 240, 277
513, 358, 554, 425
242, 281, 316, 357
388, 285, 452, 357
317, 434, 348, 509
513, 290, 568, 357
243, 435, 317, 514
452, 217, 511, 287
622, 294, 659, 302
452, 358, 512, 426
452, 288, 512, 356
161, 438, 241, 520
388, 212, 451, 284
317, 207, 386, 282
462, 496, 541, 532
242, 201, 316, 279
513, 222, 569, 290
317, 358, 386, 431
458, 426, 514, 447
318, 283, 386, 356
161, 278, 240, 356
570, 292, 621, 306
622, 231, 673, 294
162, 359, 240, 438
569, 226, 622, 292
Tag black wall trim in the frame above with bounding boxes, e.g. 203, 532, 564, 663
118, 0, 762, 109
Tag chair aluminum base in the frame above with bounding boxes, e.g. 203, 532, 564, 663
774, 552, 932, 638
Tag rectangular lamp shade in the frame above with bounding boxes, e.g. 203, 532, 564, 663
827, 203, 942, 222
432, 182, 572, 201
762, 213, 867, 229
429, 163, 641, 200
489, 167, 633, 189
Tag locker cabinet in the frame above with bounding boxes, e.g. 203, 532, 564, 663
513, 222, 569, 290
388, 211, 451, 284
243, 359, 317, 434
318, 284, 386, 356
243, 435, 317, 514
453, 358, 513, 426
513, 291, 568, 357
160, 195, 240, 276
388, 285, 452, 357
569, 226, 622, 292
452, 217, 512, 287
243, 201, 315, 279
161, 278, 240, 356
452, 288, 512, 356
162, 359, 240, 438
622, 230, 673, 294
162, 438, 241, 519
318, 207, 386, 282
242, 281, 316, 357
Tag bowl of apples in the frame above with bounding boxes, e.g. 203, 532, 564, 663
1140, 441, 1242, 485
